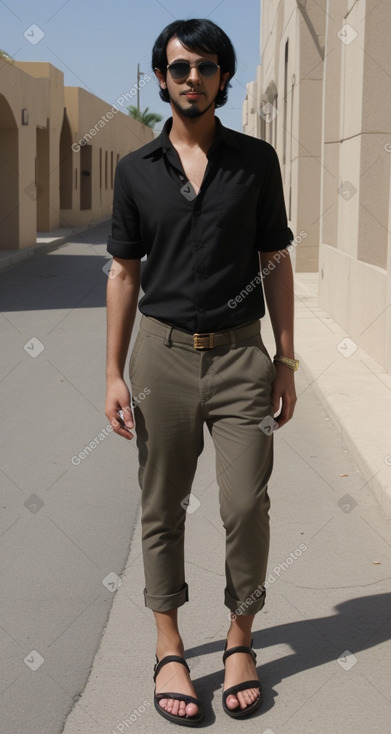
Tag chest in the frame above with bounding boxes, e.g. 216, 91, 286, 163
176, 149, 209, 195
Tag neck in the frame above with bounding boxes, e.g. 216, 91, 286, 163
169, 105, 217, 151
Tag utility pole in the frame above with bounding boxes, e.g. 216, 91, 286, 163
137, 63, 144, 114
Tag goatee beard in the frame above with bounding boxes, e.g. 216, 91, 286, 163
171, 96, 215, 118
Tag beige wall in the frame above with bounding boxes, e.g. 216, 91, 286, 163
243, 0, 326, 272
244, 0, 391, 372
318, 0, 391, 369
0, 57, 153, 249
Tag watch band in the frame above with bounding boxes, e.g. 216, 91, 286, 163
273, 355, 299, 371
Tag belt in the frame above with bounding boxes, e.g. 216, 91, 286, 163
140, 315, 261, 350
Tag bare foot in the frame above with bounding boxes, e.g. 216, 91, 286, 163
155, 651, 200, 719
223, 646, 261, 712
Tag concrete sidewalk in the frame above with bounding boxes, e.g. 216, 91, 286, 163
0, 221, 110, 273
59, 272, 391, 734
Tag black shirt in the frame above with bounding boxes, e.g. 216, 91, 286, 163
107, 116, 294, 333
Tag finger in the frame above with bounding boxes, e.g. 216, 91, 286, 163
276, 398, 296, 428
272, 393, 282, 416
121, 404, 134, 428
110, 414, 134, 440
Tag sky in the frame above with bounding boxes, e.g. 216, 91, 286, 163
0, 0, 261, 132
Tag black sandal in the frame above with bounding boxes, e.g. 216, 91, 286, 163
222, 639, 263, 719
153, 654, 204, 727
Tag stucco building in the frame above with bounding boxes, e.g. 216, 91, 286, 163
0, 56, 153, 250
243, 0, 391, 372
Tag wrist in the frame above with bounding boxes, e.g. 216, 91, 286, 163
273, 355, 299, 371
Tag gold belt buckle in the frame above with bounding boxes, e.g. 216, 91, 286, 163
193, 332, 215, 349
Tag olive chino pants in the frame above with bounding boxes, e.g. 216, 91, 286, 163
129, 314, 276, 616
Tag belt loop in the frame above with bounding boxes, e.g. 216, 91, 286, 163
229, 328, 237, 347
163, 324, 173, 347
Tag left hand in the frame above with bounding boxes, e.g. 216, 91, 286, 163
272, 363, 297, 429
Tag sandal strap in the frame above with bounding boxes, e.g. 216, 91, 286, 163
155, 692, 201, 706
223, 680, 262, 702
153, 654, 190, 682
222, 645, 257, 664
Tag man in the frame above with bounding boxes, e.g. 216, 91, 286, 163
105, 18, 297, 726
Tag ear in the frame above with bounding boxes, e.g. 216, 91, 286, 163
154, 67, 167, 89
220, 71, 230, 91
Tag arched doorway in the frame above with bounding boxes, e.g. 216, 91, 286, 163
0, 94, 19, 249
60, 110, 72, 210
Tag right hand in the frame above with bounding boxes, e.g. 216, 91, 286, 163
105, 377, 134, 440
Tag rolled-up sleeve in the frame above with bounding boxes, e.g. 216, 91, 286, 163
256, 144, 294, 252
107, 157, 145, 259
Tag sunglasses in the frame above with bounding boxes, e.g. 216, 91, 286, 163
166, 60, 220, 80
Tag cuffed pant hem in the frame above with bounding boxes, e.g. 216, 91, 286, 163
225, 586, 266, 617
143, 583, 189, 612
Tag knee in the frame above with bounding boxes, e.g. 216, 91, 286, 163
220, 485, 270, 526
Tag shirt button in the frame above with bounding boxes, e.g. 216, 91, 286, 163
193, 209, 201, 216
196, 306, 206, 312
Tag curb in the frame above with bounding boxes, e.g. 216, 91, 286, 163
0, 219, 111, 273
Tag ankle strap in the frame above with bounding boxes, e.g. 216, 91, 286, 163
153, 654, 190, 682
222, 645, 257, 664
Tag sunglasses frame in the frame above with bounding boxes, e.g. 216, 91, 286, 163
166, 60, 221, 80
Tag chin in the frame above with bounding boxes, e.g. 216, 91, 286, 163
172, 97, 213, 119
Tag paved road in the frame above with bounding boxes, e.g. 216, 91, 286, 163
1, 224, 391, 733
0, 223, 141, 733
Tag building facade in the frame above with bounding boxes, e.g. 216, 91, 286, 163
0, 57, 153, 250
243, 0, 391, 372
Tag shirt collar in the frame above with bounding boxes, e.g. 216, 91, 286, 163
142, 116, 243, 158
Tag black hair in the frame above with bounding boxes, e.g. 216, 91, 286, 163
152, 18, 237, 108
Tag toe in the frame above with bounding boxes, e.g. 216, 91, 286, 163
226, 693, 240, 710
185, 701, 199, 717
237, 687, 260, 709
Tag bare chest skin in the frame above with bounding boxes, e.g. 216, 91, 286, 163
174, 147, 209, 196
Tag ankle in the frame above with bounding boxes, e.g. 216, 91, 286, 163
226, 630, 252, 648
156, 636, 184, 659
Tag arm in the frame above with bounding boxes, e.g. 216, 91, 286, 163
105, 258, 140, 440
260, 250, 297, 428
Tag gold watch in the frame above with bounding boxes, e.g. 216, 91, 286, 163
273, 355, 299, 371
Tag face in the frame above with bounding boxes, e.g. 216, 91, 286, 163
155, 36, 230, 118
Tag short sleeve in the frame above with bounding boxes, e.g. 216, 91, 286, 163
256, 144, 294, 252
107, 157, 145, 259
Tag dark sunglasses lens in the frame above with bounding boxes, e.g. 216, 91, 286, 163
169, 62, 190, 78
198, 62, 218, 77
168, 61, 219, 78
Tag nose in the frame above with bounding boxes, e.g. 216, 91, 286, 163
186, 65, 201, 84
